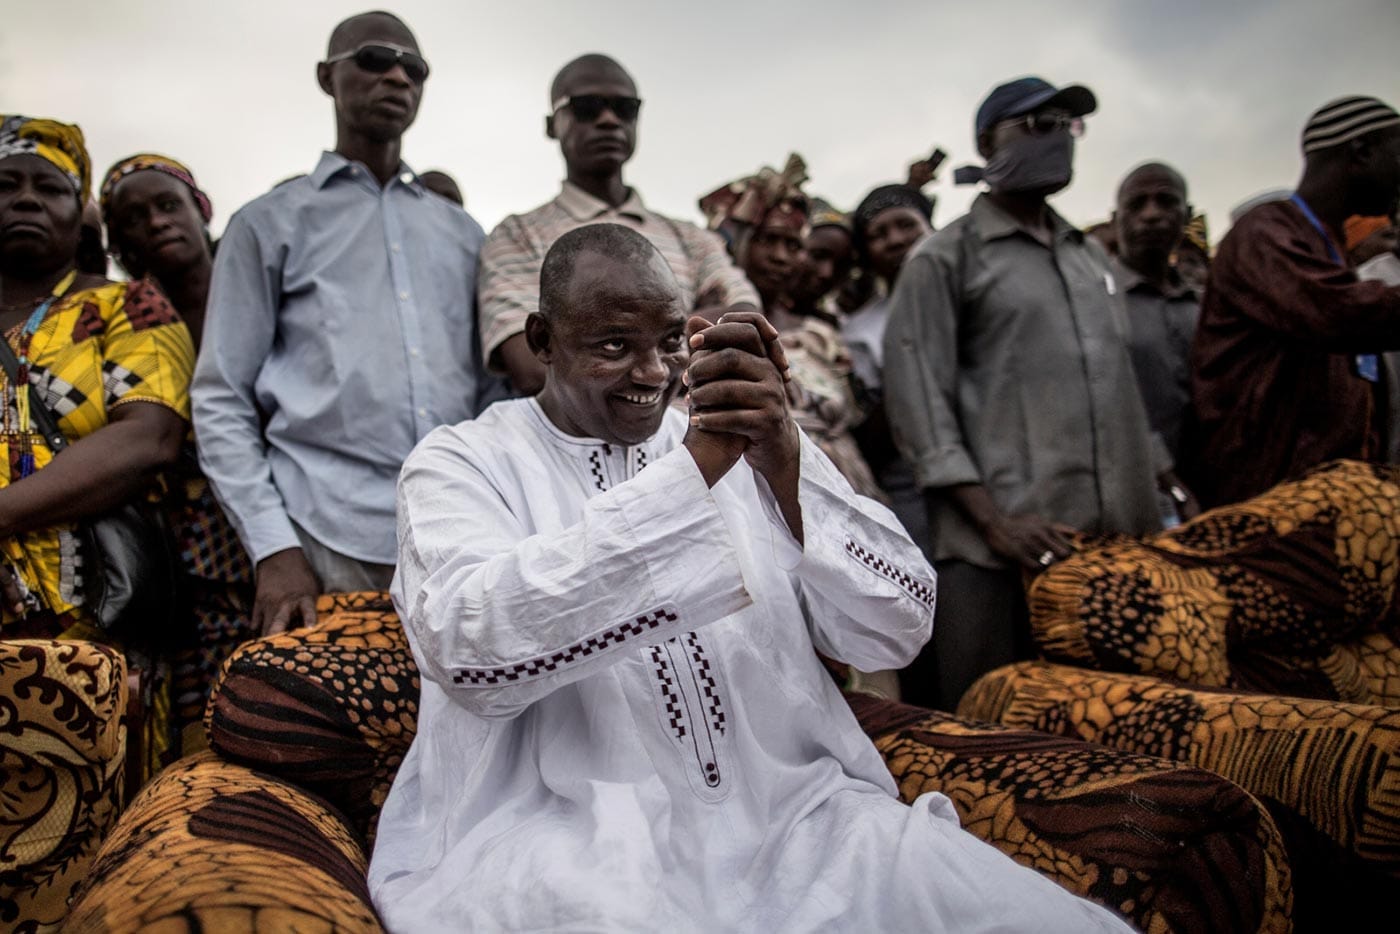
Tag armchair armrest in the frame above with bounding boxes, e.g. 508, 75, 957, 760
64, 751, 384, 933
847, 693, 1292, 934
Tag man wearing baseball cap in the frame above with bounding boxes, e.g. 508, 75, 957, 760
882, 76, 1167, 711
1186, 96, 1400, 507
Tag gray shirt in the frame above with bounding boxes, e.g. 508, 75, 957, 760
882, 194, 1162, 568
193, 152, 492, 566
1112, 258, 1200, 462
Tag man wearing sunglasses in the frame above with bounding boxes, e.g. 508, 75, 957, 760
478, 53, 759, 396
882, 76, 1166, 712
193, 11, 495, 636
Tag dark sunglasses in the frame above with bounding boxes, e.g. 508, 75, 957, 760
1006, 111, 1086, 139
326, 43, 430, 84
551, 94, 643, 124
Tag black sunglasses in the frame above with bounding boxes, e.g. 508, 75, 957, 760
551, 94, 642, 124
326, 43, 430, 84
1003, 111, 1085, 139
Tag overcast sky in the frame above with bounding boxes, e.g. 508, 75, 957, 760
6, 0, 1399, 243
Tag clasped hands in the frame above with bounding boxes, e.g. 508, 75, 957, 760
682, 311, 799, 491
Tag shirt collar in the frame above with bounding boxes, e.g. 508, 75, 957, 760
310, 151, 424, 196
1111, 256, 1196, 300
969, 192, 1081, 246
526, 397, 658, 453
556, 180, 648, 222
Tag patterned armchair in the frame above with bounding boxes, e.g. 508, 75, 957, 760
0, 640, 129, 933
65, 593, 1293, 933
958, 460, 1400, 930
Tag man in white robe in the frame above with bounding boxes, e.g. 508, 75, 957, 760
370, 223, 1131, 932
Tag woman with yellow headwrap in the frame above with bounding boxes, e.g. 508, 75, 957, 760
0, 116, 196, 772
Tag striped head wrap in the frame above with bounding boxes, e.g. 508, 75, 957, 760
699, 153, 810, 234
1302, 96, 1400, 154
0, 115, 90, 202
100, 153, 213, 223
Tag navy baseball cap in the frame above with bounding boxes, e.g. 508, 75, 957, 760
975, 77, 1097, 137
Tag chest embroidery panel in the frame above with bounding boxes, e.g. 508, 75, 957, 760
584, 441, 733, 802
645, 632, 733, 803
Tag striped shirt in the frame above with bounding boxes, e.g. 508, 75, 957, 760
477, 182, 758, 369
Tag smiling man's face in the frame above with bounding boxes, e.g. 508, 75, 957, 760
530, 248, 688, 446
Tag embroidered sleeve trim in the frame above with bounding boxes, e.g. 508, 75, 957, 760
451, 605, 679, 686
844, 540, 936, 610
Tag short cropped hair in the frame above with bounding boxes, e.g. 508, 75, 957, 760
538, 223, 670, 320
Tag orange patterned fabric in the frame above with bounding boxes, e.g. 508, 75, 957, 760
205, 592, 416, 842
1029, 459, 1400, 702
848, 694, 1292, 934
199, 597, 1294, 931
962, 660, 1400, 928
0, 640, 126, 933
63, 751, 382, 933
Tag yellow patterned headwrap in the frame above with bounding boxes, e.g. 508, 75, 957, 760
0, 115, 91, 203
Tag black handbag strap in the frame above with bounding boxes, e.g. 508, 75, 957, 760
0, 336, 71, 453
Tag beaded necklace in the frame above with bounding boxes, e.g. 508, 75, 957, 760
8, 269, 77, 478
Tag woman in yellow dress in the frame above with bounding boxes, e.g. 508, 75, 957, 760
0, 116, 195, 772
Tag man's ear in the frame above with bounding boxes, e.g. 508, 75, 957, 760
525, 312, 553, 362
317, 62, 335, 97
545, 114, 557, 140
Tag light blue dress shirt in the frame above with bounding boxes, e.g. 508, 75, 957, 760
192, 152, 492, 566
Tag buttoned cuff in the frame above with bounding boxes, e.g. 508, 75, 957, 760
239, 507, 303, 566
911, 446, 981, 490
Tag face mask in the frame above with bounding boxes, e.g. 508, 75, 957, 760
983, 130, 1074, 195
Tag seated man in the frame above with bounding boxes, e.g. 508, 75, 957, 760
370, 223, 1129, 932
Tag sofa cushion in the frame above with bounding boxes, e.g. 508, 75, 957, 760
63, 750, 382, 933
0, 639, 126, 933
961, 660, 1400, 928
205, 592, 416, 844
1029, 460, 1400, 702
848, 693, 1292, 934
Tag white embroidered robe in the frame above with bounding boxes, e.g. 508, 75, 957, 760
369, 398, 1130, 933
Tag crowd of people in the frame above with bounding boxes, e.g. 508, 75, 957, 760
4, 7, 1400, 930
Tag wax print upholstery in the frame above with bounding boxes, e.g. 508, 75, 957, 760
95, 596, 1295, 932
62, 751, 382, 933
848, 694, 1291, 934
1028, 460, 1400, 703
0, 640, 126, 933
